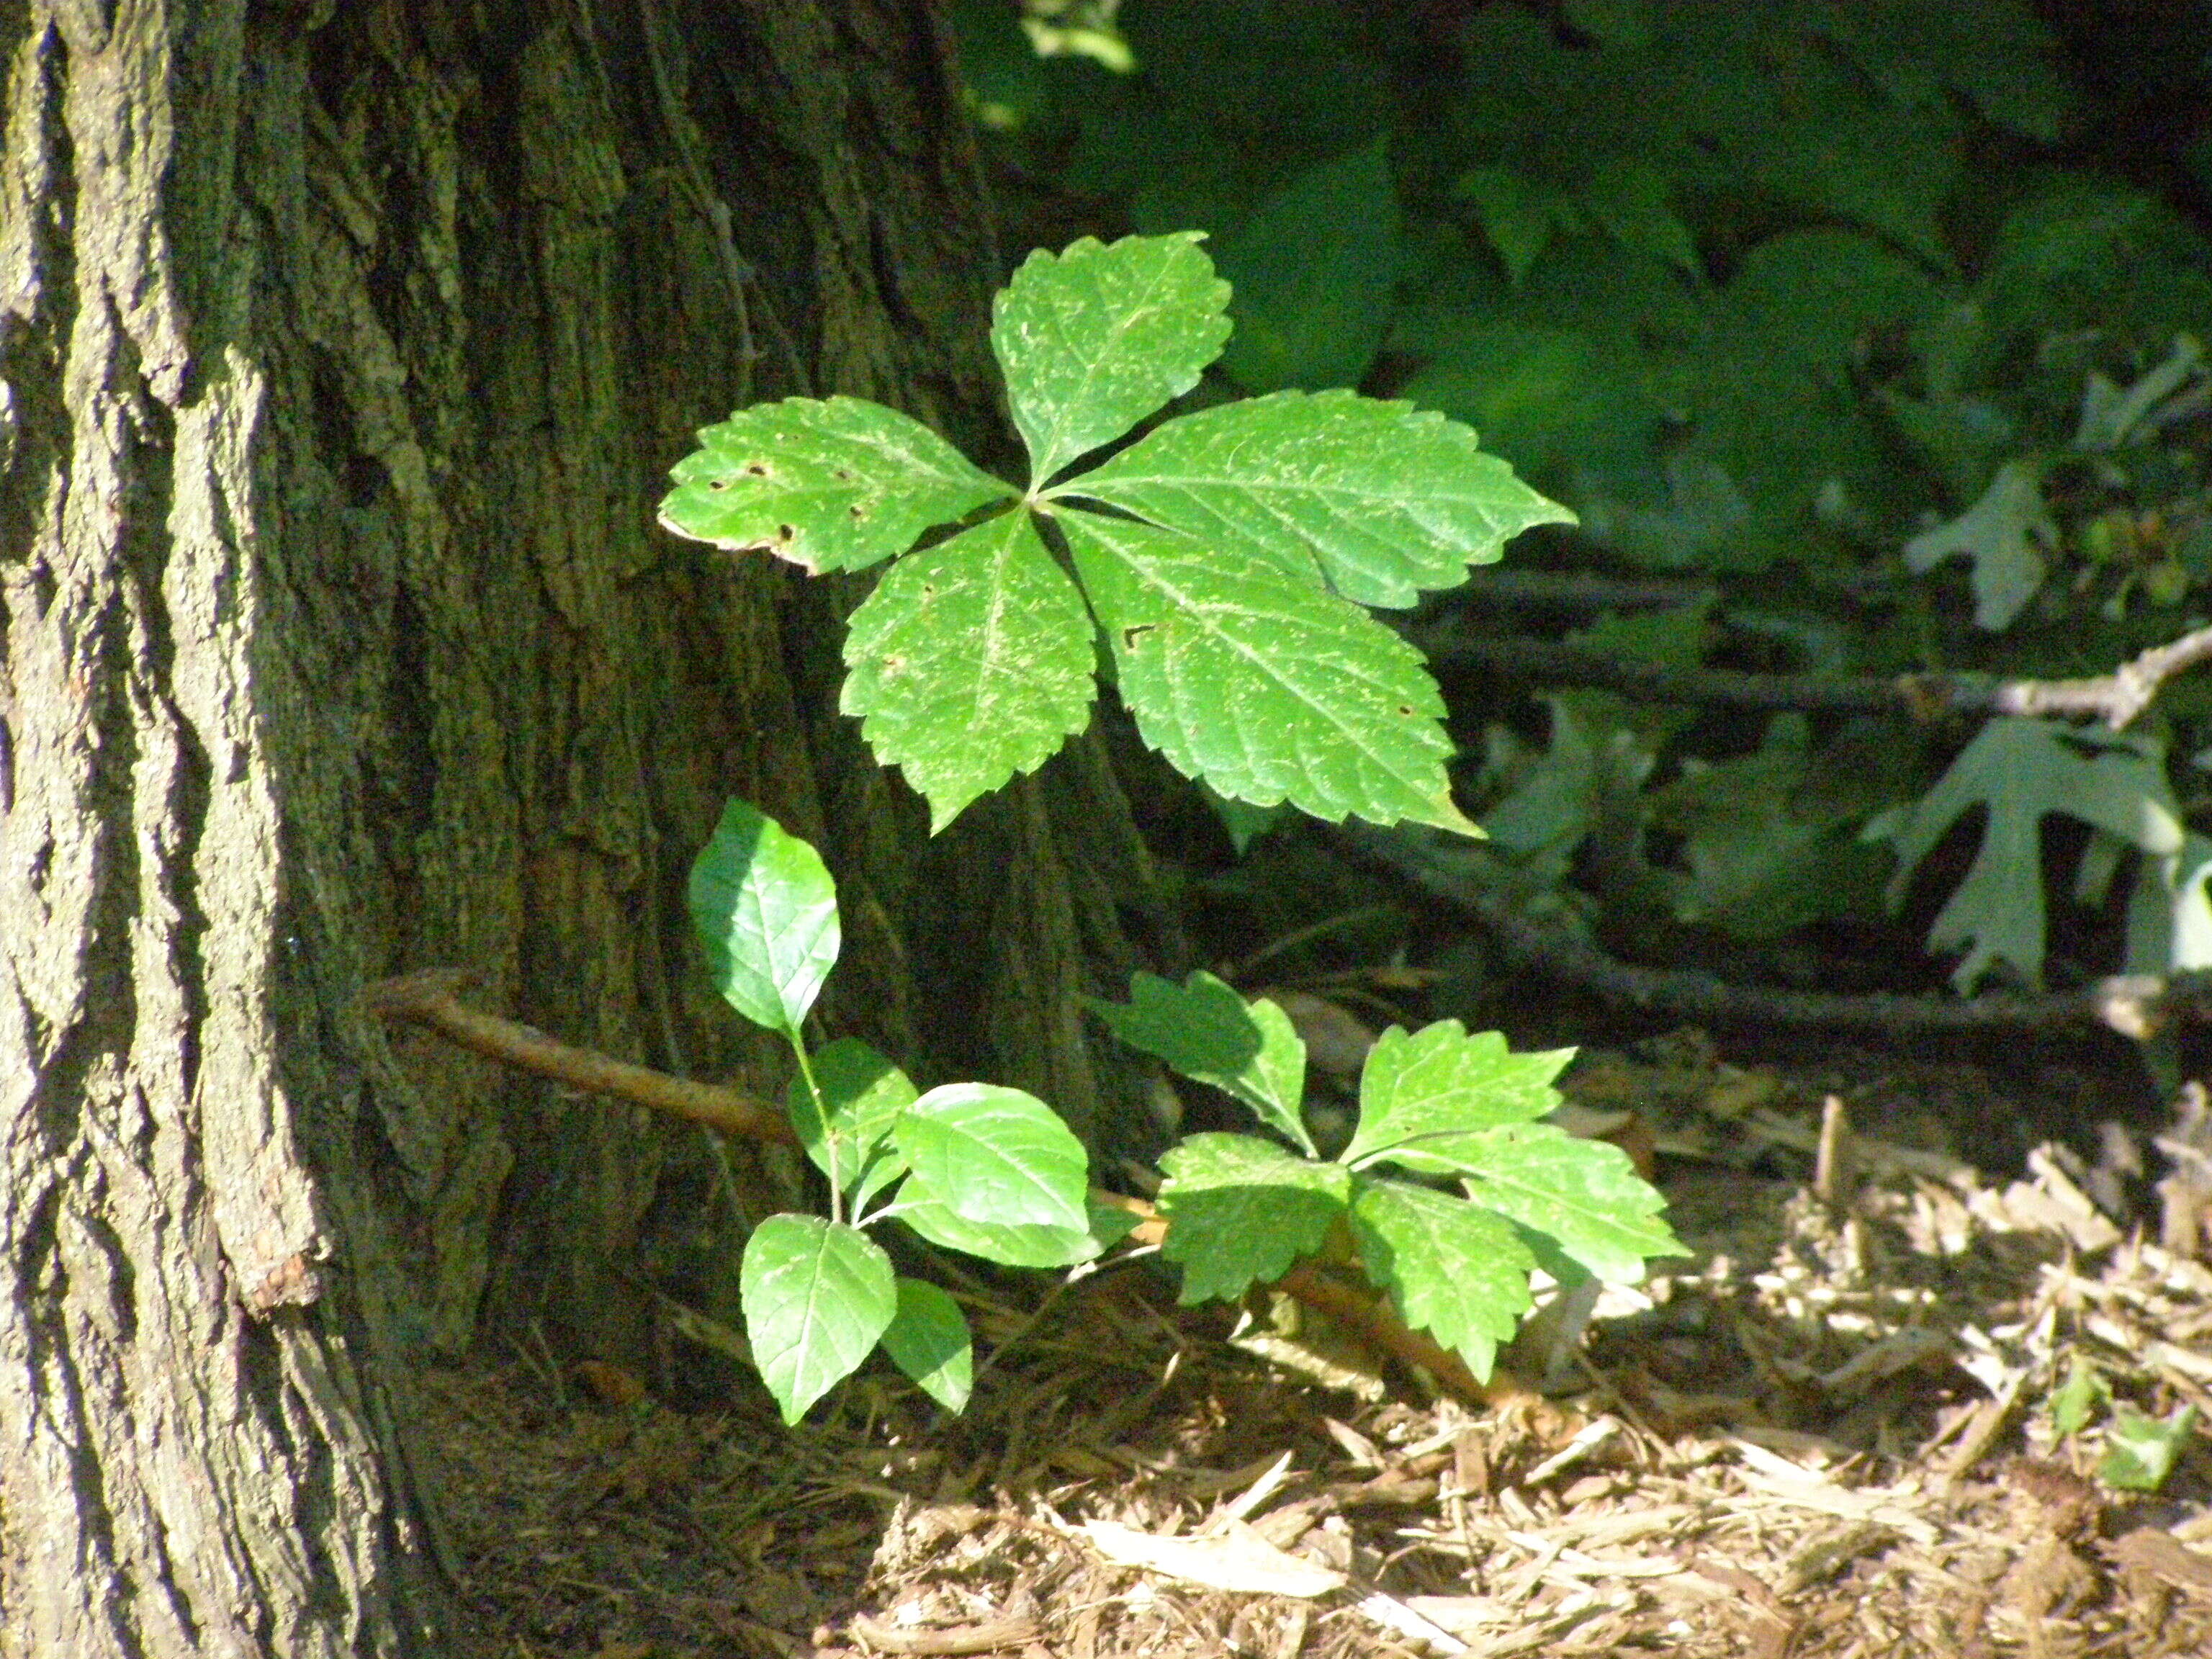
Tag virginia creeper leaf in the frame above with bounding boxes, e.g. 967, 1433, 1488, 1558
1058, 508, 1477, 833
1066, 389, 1574, 609
841, 507, 1097, 829
739, 1215, 896, 1424
787, 1038, 916, 1210
1087, 971, 1313, 1155
880, 1277, 974, 1413
1405, 1124, 1685, 1285
1156, 1133, 1350, 1303
991, 232, 1232, 485
1341, 1022, 1573, 1170
1347, 1177, 1533, 1381
894, 1084, 1089, 1233
689, 799, 840, 1034
659, 396, 1011, 572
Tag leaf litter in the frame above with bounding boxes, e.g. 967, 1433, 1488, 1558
428, 1036, 2212, 1658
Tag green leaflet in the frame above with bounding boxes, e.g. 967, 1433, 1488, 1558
1347, 1178, 1533, 1382
991, 232, 1232, 484
1156, 1133, 1350, 1303
1068, 390, 1575, 609
881, 1278, 974, 1413
890, 1195, 1104, 1269
1087, 971, 1313, 1155
688, 800, 840, 1035
841, 508, 1097, 829
1339, 1022, 1574, 1170
739, 1215, 896, 1424
659, 395, 1012, 573
893, 1083, 1090, 1233
786, 1038, 916, 1211
1416, 1125, 1686, 1286
1059, 507, 1478, 833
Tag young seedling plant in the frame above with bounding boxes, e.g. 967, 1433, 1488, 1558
666, 231, 1682, 1423
693, 797, 1682, 1424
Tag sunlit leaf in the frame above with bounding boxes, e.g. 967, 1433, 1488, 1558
739, 1215, 895, 1424
660, 396, 1011, 572
689, 800, 840, 1035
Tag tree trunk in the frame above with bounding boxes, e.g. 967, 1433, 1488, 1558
0, 3, 1177, 1652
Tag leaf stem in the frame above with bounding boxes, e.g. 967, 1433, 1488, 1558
787, 1032, 840, 1225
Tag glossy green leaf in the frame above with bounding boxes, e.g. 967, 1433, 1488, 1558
880, 1277, 974, 1413
841, 508, 1097, 829
659, 396, 1012, 573
891, 1194, 1103, 1268
1212, 140, 1401, 392
1156, 1133, 1350, 1303
894, 1084, 1089, 1233
1347, 1177, 1534, 1381
991, 232, 1232, 484
1341, 1022, 1573, 1170
1059, 508, 1476, 833
688, 800, 840, 1035
787, 1038, 916, 1210
1066, 390, 1573, 609
739, 1215, 896, 1424
1408, 1123, 1684, 1285
1088, 971, 1313, 1155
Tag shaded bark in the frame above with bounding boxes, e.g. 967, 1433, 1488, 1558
0, 2, 1177, 1652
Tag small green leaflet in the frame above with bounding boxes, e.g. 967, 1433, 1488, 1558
1156, 1134, 1350, 1303
658, 395, 1012, 573
1347, 1177, 1533, 1382
1866, 718, 2182, 992
2100, 1404, 2198, 1493
1340, 1022, 1573, 1171
739, 1215, 896, 1424
842, 508, 1097, 828
880, 1277, 974, 1413
1060, 509, 1478, 832
1087, 971, 1313, 1155
786, 1038, 915, 1210
893, 1083, 1089, 1233
990, 232, 1232, 485
891, 1194, 1102, 1268
1066, 390, 1574, 609
1419, 1124, 1685, 1285
689, 799, 840, 1035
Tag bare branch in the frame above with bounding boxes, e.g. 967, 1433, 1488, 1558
1339, 826, 2212, 1040
1426, 619, 2212, 731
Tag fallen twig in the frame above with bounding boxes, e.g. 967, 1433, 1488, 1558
361, 970, 1519, 1407
1428, 619, 2212, 731
1338, 824, 2212, 1040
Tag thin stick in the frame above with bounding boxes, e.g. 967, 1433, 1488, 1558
1430, 619, 2212, 732
361, 968, 796, 1146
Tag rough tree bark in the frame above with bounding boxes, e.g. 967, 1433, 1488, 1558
0, 3, 1177, 1653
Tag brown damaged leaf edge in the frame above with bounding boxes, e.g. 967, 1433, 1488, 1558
361, 968, 1524, 1408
